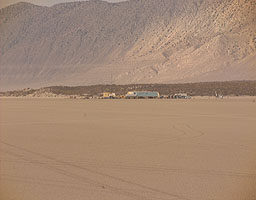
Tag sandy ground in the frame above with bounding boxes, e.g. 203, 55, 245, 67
0, 98, 256, 200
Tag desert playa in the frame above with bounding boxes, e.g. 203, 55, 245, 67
0, 98, 256, 200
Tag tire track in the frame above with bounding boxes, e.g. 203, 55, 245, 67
1, 174, 163, 197
2, 126, 252, 180
123, 123, 204, 151
2, 154, 255, 179
0, 141, 189, 200
114, 124, 188, 152
1, 148, 170, 200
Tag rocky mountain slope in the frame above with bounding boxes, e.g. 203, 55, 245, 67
0, 0, 255, 90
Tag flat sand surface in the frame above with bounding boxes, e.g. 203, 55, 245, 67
0, 98, 256, 200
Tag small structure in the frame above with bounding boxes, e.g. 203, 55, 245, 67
215, 91, 224, 99
70, 95, 77, 99
171, 93, 191, 99
102, 92, 116, 99
126, 91, 160, 99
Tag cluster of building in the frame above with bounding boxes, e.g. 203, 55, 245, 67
98, 91, 191, 99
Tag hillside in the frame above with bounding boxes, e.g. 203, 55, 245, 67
0, 0, 255, 90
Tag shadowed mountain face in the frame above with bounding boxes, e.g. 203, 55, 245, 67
0, 0, 255, 90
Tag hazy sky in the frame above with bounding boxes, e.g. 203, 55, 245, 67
0, 0, 126, 8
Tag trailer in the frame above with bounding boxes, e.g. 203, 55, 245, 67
126, 91, 160, 99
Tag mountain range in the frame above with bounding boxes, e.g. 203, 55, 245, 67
0, 0, 255, 90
